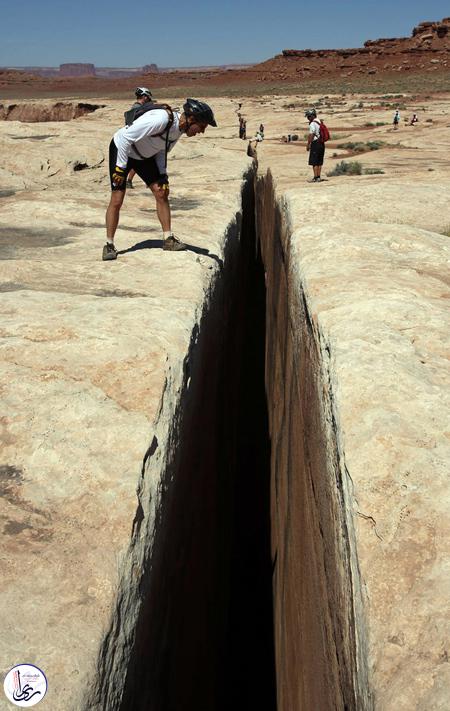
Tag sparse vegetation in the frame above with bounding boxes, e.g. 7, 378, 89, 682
336, 140, 386, 153
327, 161, 385, 177
367, 140, 386, 150
327, 161, 363, 176
440, 225, 450, 237
364, 121, 388, 127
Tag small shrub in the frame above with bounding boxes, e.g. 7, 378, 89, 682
366, 140, 386, 150
364, 168, 385, 175
338, 141, 366, 152
364, 121, 387, 127
440, 225, 450, 237
327, 161, 362, 176
337, 140, 385, 153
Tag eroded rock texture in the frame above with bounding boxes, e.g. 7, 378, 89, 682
0, 101, 105, 122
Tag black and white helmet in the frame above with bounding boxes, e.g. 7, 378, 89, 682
305, 108, 317, 119
135, 87, 152, 99
183, 98, 217, 127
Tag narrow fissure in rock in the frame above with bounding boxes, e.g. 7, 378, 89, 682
96, 166, 366, 711
116, 169, 277, 711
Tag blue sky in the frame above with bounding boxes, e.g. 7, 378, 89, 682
1, 0, 449, 67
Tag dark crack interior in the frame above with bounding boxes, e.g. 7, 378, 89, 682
116, 170, 277, 711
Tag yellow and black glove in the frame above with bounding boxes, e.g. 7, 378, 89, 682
112, 165, 126, 187
157, 174, 169, 190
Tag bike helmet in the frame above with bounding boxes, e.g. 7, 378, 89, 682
135, 87, 152, 99
183, 98, 217, 127
305, 108, 317, 119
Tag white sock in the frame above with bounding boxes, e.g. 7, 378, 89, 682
106, 238, 114, 244
163, 231, 173, 240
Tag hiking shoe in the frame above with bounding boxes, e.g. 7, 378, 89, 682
102, 242, 118, 261
126, 180, 134, 189
163, 235, 187, 251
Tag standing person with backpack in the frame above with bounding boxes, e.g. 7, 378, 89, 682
124, 87, 153, 189
103, 98, 217, 260
393, 109, 400, 129
305, 108, 329, 182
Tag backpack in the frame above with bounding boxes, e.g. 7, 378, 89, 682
124, 102, 174, 131
313, 119, 330, 143
124, 102, 175, 164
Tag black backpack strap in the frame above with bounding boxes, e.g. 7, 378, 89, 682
161, 107, 174, 170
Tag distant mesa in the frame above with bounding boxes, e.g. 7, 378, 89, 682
1, 63, 160, 79
59, 63, 96, 77
58, 63, 160, 78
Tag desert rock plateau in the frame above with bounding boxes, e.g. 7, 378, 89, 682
1, 19, 450, 711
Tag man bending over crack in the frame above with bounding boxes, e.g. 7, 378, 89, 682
103, 98, 217, 260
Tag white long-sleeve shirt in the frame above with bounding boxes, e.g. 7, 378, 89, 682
113, 109, 182, 174
309, 120, 321, 141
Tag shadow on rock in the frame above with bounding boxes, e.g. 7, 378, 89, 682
0, 226, 78, 259
118, 239, 223, 268
117, 238, 163, 254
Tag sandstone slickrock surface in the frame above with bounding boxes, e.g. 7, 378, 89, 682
255, 94, 450, 710
0, 98, 252, 709
1, 92, 450, 710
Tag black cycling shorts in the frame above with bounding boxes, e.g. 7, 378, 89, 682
309, 140, 325, 166
109, 139, 162, 191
